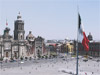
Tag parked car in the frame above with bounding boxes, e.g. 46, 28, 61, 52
9, 59, 16, 62
83, 58, 88, 62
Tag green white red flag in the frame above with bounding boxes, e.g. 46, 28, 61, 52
78, 13, 89, 51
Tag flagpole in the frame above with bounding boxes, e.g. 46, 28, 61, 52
76, 33, 79, 75
76, 1, 79, 75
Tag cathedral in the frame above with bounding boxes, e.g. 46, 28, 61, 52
0, 12, 46, 60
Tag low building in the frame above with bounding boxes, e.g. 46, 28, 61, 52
60, 42, 74, 54
73, 33, 100, 57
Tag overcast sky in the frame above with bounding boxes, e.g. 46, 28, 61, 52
0, 0, 100, 40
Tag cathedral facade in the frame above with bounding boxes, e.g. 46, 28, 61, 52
0, 13, 46, 60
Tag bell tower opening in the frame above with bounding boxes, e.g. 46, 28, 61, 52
21, 35, 22, 39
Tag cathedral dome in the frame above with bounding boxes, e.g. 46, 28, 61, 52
26, 31, 35, 41
3, 27, 13, 39
88, 32, 93, 41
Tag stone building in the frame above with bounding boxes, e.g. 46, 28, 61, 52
0, 12, 46, 60
73, 33, 100, 57
0, 13, 27, 60
0, 27, 13, 59
26, 31, 35, 57
13, 12, 27, 59
34, 36, 45, 58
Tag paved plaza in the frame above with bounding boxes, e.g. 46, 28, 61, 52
0, 56, 100, 75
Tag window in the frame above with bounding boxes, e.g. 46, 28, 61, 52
21, 35, 22, 39
6, 52, 8, 57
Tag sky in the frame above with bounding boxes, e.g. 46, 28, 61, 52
0, 0, 100, 40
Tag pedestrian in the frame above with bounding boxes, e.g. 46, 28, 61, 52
85, 73, 87, 75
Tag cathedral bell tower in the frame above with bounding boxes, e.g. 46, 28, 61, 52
14, 12, 25, 40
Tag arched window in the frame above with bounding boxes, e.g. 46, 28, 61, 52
21, 35, 23, 39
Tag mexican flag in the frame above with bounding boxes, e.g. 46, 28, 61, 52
78, 13, 89, 51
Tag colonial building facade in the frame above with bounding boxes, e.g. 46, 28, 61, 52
0, 13, 46, 60
73, 33, 100, 57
